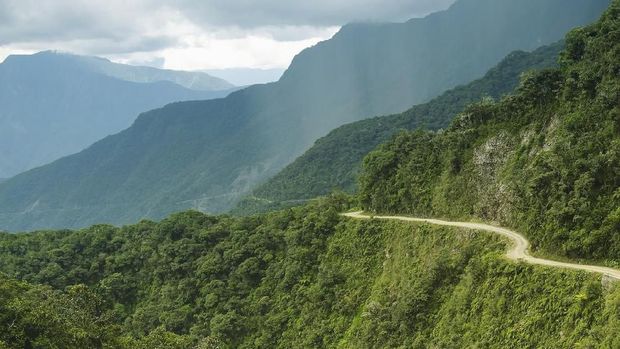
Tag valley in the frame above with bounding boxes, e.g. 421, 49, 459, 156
0, 0, 618, 348
0, 0, 607, 231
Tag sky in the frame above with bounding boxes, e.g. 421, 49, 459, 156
0, 0, 455, 72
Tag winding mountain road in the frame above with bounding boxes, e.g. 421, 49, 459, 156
342, 211, 620, 280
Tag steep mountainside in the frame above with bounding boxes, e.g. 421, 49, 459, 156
0, 196, 619, 348
359, 1, 620, 261
238, 42, 562, 213
0, 0, 608, 231
0, 52, 233, 178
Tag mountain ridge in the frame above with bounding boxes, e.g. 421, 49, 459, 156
0, 0, 609, 231
0, 52, 235, 178
2, 50, 234, 91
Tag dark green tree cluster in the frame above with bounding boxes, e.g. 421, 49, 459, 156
0, 195, 354, 347
359, 0, 620, 261
0, 275, 123, 348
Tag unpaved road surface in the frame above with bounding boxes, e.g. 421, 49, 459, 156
343, 211, 620, 280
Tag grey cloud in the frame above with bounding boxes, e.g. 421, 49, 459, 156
2, 35, 179, 57
0, 1, 120, 44
0, 0, 179, 53
0, 0, 455, 56
174, 0, 457, 28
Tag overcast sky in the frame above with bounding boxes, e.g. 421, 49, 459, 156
0, 0, 455, 71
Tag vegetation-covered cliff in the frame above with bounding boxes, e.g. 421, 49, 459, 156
237, 42, 562, 214
359, 1, 620, 261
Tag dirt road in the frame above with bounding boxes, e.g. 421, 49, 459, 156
342, 211, 620, 280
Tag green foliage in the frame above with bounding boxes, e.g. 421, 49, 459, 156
0, 275, 123, 348
0, 194, 355, 347
338, 226, 620, 349
1, 196, 620, 348
238, 42, 563, 214
359, 1, 620, 261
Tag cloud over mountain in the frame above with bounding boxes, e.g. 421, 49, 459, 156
0, 0, 455, 69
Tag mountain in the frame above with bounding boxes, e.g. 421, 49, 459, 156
359, 1, 620, 261
63, 53, 234, 91
0, 0, 609, 231
0, 2, 619, 347
235, 42, 563, 214
0, 51, 234, 178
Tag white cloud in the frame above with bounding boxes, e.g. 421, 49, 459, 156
109, 29, 339, 70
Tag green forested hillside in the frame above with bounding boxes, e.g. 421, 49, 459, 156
1, 196, 619, 348
359, 1, 620, 261
0, 0, 608, 231
238, 42, 562, 214
0, 2, 619, 348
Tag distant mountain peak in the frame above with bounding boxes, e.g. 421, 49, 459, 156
2, 50, 234, 91
0, 50, 235, 179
